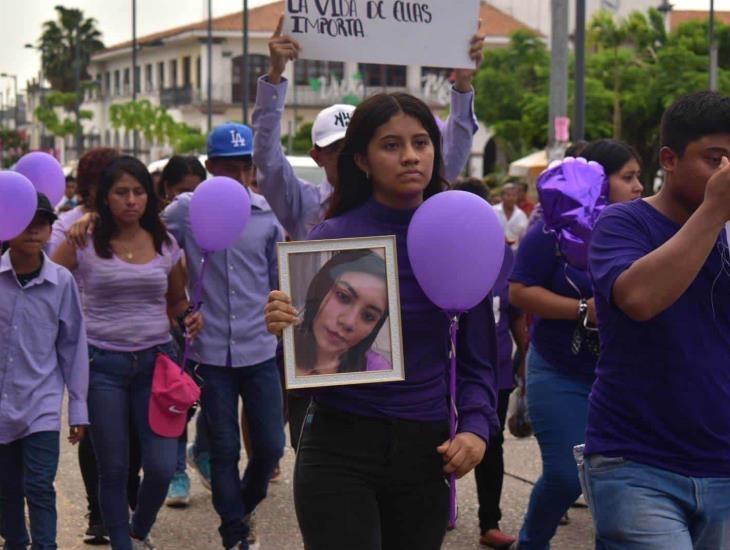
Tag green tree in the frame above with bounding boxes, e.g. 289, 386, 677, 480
474, 8, 730, 189
34, 90, 93, 141
37, 6, 104, 93
109, 100, 206, 154
281, 122, 314, 155
0, 128, 30, 168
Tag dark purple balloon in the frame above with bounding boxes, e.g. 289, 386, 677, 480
537, 157, 609, 270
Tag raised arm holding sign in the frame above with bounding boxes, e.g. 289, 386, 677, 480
253, 15, 484, 241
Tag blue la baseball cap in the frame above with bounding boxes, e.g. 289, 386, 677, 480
207, 122, 253, 158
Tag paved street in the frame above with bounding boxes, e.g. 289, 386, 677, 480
41, 421, 595, 550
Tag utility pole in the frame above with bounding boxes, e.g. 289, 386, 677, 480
74, 19, 83, 158
132, 0, 139, 156
242, 0, 249, 124
207, 0, 213, 133
709, 0, 718, 91
574, 0, 586, 141
548, 0, 569, 149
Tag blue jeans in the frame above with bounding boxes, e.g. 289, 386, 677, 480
88, 345, 178, 550
518, 348, 592, 549
197, 359, 285, 549
174, 410, 211, 474
577, 448, 730, 549
0, 431, 60, 550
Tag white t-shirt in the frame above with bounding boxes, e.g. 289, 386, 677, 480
493, 203, 528, 250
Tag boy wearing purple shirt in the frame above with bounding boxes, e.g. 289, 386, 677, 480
582, 91, 730, 548
0, 193, 88, 549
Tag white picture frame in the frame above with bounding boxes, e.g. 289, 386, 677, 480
278, 236, 404, 390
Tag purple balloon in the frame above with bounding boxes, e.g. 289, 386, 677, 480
408, 191, 505, 314
0, 171, 38, 241
537, 157, 609, 270
189, 176, 251, 252
14, 152, 65, 206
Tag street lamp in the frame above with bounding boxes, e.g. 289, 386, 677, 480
709, 0, 718, 91
0, 73, 18, 130
25, 43, 48, 149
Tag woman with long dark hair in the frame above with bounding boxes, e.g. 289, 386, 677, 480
295, 249, 389, 376
52, 156, 202, 550
509, 139, 642, 550
265, 92, 498, 549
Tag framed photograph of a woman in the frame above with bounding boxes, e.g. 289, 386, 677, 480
278, 236, 404, 390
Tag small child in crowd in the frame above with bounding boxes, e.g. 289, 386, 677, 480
0, 192, 89, 549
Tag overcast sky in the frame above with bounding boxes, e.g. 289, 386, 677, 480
1, 0, 728, 94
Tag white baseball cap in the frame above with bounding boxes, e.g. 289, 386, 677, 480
311, 104, 356, 148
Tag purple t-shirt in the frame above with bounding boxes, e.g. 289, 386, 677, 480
307, 198, 499, 443
587, 199, 730, 477
510, 221, 596, 381
75, 235, 181, 352
494, 246, 518, 390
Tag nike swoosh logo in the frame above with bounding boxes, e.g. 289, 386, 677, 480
168, 406, 185, 414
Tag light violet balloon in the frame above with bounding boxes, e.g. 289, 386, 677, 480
407, 190, 505, 314
189, 176, 251, 252
0, 171, 38, 241
14, 152, 65, 205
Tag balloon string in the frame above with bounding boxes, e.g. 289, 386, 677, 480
180, 251, 210, 371
448, 314, 460, 527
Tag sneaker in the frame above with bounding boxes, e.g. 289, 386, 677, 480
83, 514, 109, 545
165, 472, 191, 508
244, 512, 258, 546
479, 528, 517, 549
131, 535, 156, 549
186, 442, 211, 491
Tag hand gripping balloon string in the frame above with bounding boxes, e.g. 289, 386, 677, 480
180, 251, 210, 371
448, 314, 460, 527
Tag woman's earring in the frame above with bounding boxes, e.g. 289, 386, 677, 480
365, 170, 370, 180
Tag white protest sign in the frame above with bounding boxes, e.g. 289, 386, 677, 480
283, 0, 481, 69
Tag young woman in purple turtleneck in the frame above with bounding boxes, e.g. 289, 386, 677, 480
265, 92, 498, 550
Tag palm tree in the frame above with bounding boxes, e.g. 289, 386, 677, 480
37, 6, 105, 93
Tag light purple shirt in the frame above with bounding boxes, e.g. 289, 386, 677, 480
74, 237, 181, 352
163, 189, 282, 367
0, 252, 89, 443
48, 205, 85, 257
252, 76, 479, 241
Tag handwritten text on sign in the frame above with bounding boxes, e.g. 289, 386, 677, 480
284, 0, 480, 69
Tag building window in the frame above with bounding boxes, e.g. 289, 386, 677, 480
231, 54, 267, 103
294, 59, 344, 86
421, 66, 453, 81
104, 72, 110, 96
157, 62, 165, 89
104, 130, 110, 145
123, 68, 130, 95
196, 57, 201, 90
182, 56, 191, 87
114, 70, 120, 95
145, 64, 153, 92
134, 66, 140, 94
358, 64, 407, 88
170, 59, 178, 87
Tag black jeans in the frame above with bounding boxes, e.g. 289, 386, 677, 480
294, 402, 450, 550
474, 388, 512, 533
287, 393, 311, 452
